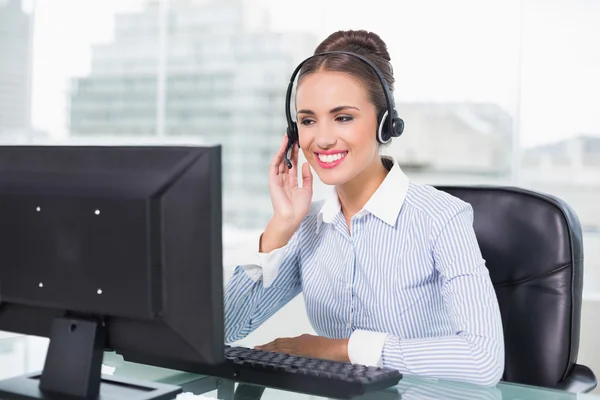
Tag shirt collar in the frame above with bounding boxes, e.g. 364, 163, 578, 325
316, 156, 410, 232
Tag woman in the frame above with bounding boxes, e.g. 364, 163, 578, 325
224, 29, 505, 387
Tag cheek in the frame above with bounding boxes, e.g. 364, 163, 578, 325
298, 132, 312, 153
341, 123, 377, 150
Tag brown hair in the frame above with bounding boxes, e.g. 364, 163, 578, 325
297, 30, 394, 117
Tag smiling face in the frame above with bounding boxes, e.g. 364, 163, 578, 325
295, 70, 382, 187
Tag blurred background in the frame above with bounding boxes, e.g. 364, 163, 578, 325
0, 0, 599, 391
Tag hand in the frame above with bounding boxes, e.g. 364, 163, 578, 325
269, 135, 313, 224
261, 135, 313, 252
255, 334, 350, 363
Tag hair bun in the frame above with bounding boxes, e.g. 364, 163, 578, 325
315, 30, 391, 62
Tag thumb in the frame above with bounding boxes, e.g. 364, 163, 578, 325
301, 162, 313, 190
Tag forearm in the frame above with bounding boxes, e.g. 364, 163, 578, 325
224, 264, 301, 343
382, 334, 504, 387
224, 267, 261, 343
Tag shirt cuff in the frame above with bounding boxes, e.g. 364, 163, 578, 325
348, 330, 389, 367
240, 232, 288, 288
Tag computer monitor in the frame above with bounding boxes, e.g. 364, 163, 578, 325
0, 145, 224, 400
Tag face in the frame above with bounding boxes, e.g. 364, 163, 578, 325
295, 70, 380, 187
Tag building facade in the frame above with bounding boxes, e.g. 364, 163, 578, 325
0, 0, 30, 136
69, 0, 317, 229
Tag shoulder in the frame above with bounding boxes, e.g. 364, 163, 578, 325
403, 181, 473, 229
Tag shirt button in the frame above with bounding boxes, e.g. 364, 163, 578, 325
346, 323, 351, 329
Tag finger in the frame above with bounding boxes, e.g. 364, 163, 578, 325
278, 159, 286, 177
291, 142, 299, 167
288, 145, 299, 188
264, 344, 290, 353
301, 162, 313, 191
262, 345, 294, 355
271, 348, 295, 355
270, 135, 288, 176
256, 337, 291, 350
255, 342, 274, 351
279, 134, 290, 153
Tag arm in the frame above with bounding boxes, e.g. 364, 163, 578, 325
224, 227, 302, 344
226, 134, 313, 343
348, 203, 505, 387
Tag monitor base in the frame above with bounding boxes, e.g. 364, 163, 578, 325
0, 372, 181, 400
0, 316, 181, 400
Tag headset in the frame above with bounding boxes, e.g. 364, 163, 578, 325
283, 50, 405, 169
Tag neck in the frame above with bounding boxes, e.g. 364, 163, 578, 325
337, 157, 389, 218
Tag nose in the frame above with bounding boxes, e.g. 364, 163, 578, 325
314, 127, 337, 150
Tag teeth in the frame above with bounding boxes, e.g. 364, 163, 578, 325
318, 152, 347, 163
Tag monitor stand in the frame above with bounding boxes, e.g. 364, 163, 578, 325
0, 317, 181, 400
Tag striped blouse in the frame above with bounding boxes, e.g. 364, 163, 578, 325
224, 156, 505, 386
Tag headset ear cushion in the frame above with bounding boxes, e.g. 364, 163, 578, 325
392, 117, 404, 137
377, 110, 390, 144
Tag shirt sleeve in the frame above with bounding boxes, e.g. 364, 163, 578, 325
224, 227, 302, 343
238, 230, 291, 288
349, 203, 505, 387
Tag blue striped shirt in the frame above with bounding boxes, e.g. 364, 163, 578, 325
224, 157, 505, 386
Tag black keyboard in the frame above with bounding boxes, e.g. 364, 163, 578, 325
220, 346, 402, 399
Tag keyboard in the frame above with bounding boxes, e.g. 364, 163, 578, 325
218, 346, 402, 399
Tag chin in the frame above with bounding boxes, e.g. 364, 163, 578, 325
314, 168, 353, 187
308, 155, 356, 186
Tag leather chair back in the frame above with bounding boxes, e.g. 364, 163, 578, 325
437, 186, 583, 388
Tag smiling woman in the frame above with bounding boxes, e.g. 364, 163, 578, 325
224, 29, 505, 387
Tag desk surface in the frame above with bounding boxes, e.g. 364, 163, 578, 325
0, 335, 599, 400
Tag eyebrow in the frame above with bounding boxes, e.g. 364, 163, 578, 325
297, 105, 360, 116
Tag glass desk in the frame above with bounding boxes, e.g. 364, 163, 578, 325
0, 335, 598, 400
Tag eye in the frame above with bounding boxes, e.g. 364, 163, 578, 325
300, 118, 315, 126
336, 115, 353, 123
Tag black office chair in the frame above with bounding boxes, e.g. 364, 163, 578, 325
437, 185, 597, 393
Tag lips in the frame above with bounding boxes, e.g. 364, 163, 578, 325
315, 151, 348, 169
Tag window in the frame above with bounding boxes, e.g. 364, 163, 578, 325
1, 0, 597, 274
2, 0, 598, 293
517, 0, 600, 296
